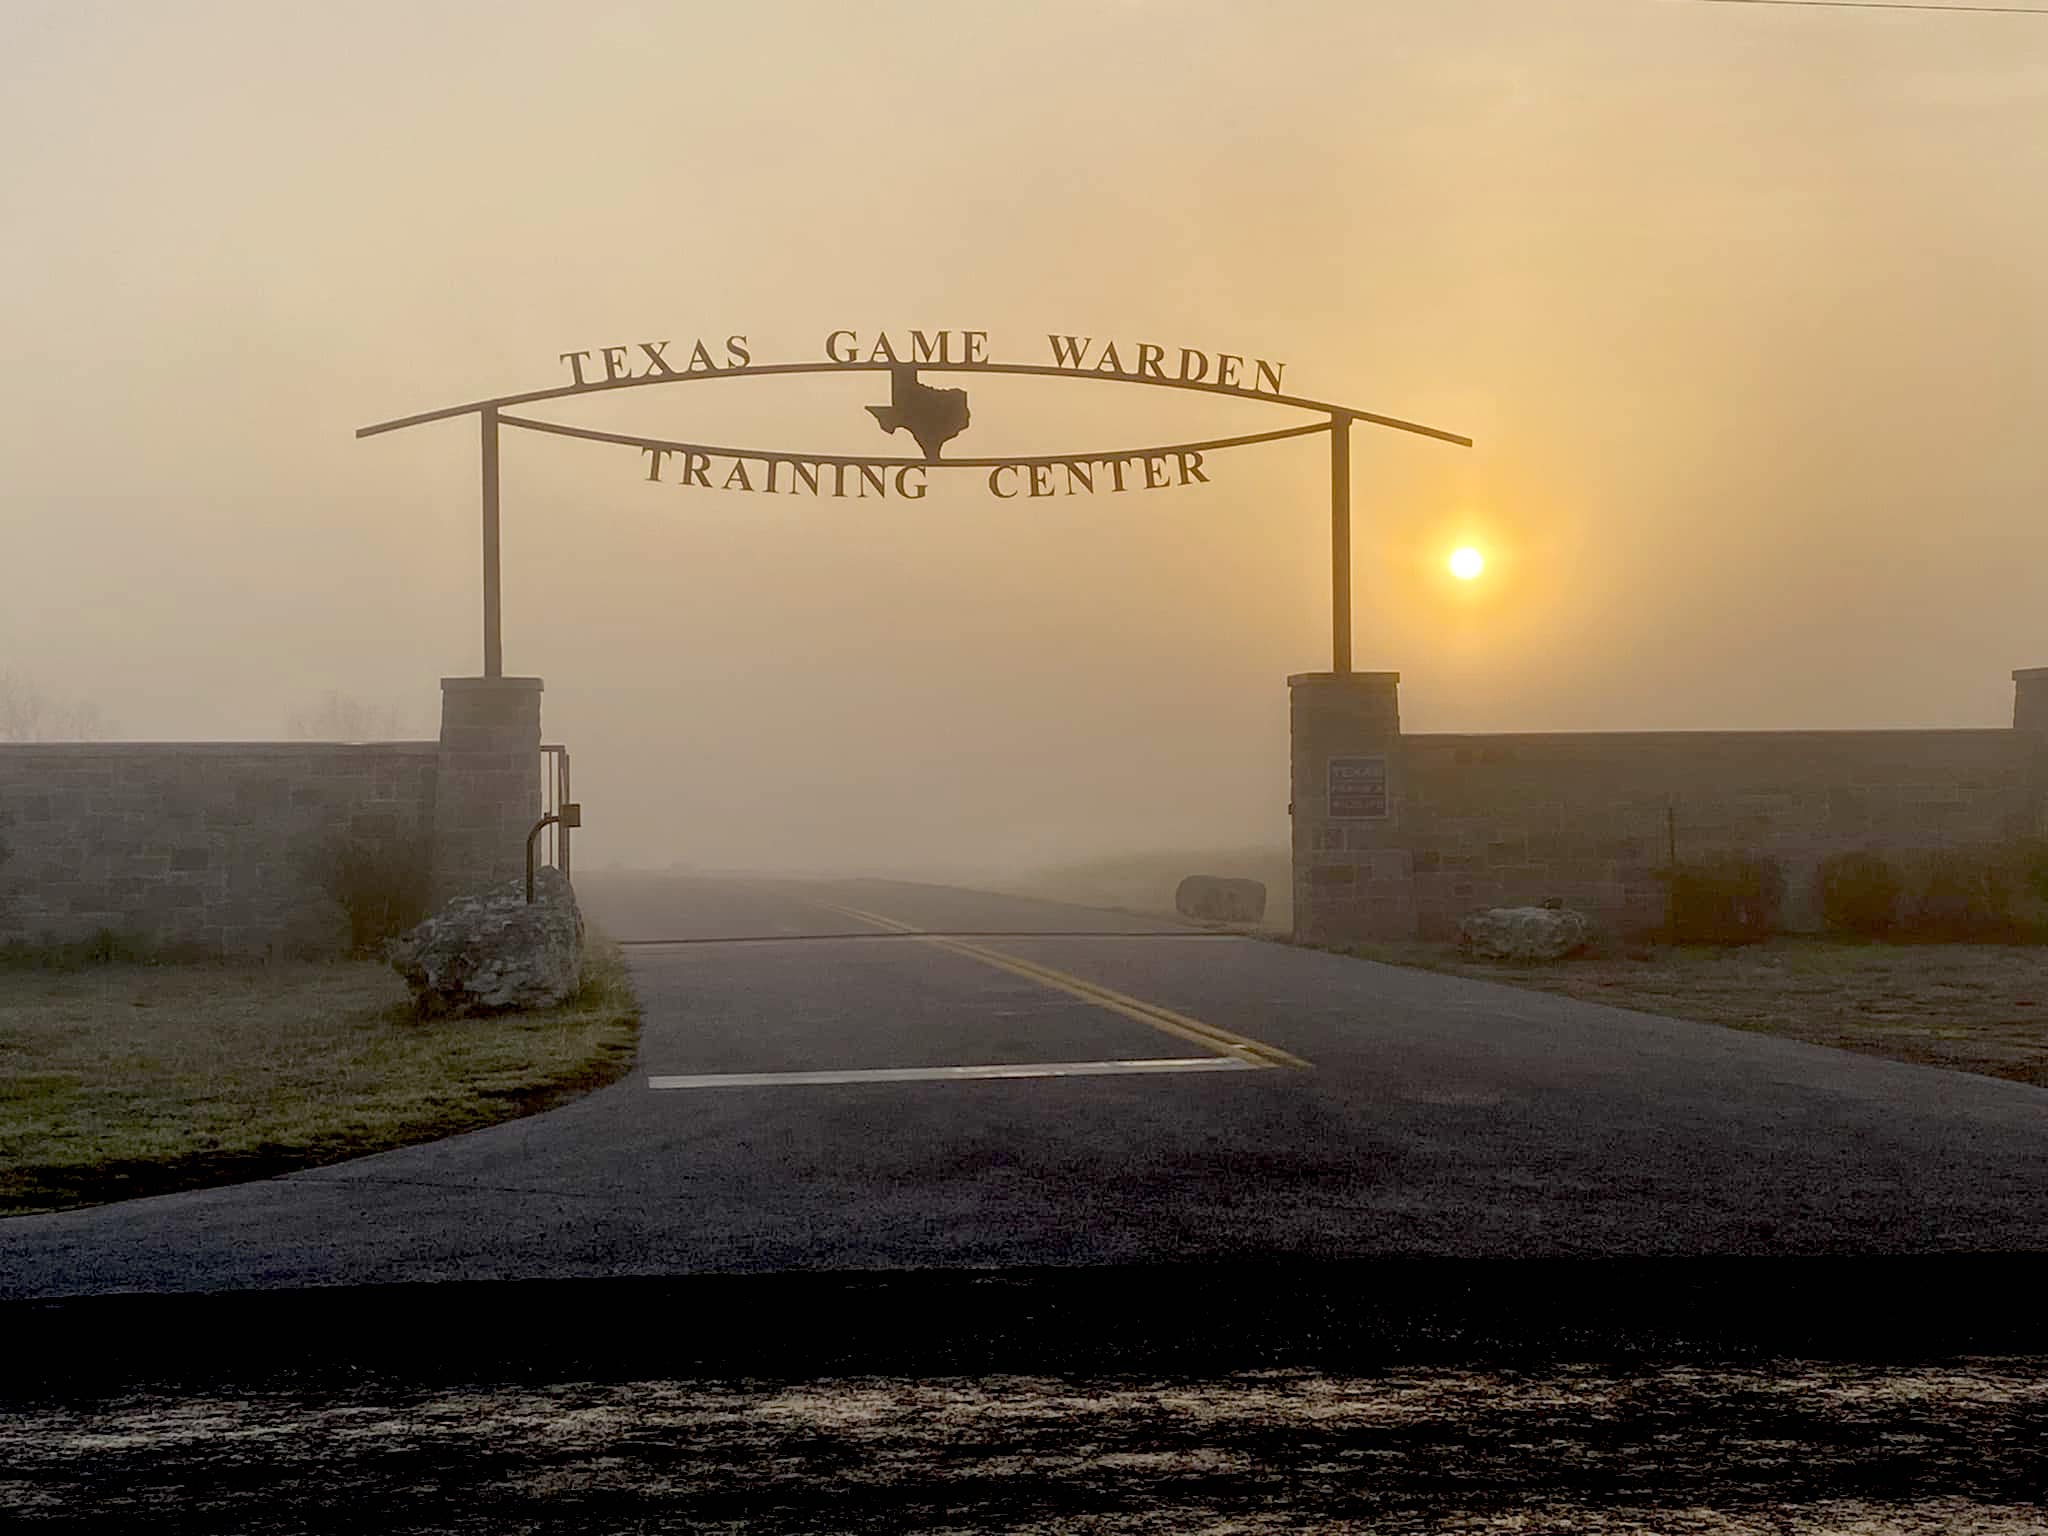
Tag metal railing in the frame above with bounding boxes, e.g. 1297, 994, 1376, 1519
539, 744, 572, 879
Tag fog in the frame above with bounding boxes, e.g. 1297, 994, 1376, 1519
3, 0, 2043, 880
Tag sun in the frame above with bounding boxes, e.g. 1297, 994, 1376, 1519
1449, 546, 1484, 581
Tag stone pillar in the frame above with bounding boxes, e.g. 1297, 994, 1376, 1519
1289, 671, 1415, 945
2014, 668, 2048, 737
2017, 668, 2048, 836
432, 676, 543, 904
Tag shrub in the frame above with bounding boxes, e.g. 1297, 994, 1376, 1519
318, 837, 431, 956
1816, 851, 1901, 938
1662, 854, 1785, 945
0, 928, 151, 971
1894, 847, 2017, 942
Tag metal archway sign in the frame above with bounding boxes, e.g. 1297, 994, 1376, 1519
357, 328, 1470, 679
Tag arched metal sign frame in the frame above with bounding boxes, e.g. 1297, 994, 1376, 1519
358, 350, 1471, 680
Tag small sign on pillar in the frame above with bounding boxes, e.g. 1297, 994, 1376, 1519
1328, 756, 1389, 819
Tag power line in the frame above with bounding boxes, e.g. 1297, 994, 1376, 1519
1682, 0, 2048, 13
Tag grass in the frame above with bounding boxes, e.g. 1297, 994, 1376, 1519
1341, 935, 2048, 1089
0, 941, 641, 1217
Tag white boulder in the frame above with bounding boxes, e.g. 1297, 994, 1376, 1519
388, 867, 585, 1015
1457, 905, 1591, 961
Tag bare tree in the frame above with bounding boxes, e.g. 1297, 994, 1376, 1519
0, 672, 111, 742
288, 691, 421, 742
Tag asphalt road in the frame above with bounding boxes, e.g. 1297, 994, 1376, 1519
6, 875, 2048, 1302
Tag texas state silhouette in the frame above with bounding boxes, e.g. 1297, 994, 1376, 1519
866, 365, 970, 460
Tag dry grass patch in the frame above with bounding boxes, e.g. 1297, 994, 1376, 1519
1343, 938, 2048, 1088
0, 943, 640, 1216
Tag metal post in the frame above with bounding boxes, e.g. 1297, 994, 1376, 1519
481, 406, 503, 679
1330, 412, 1352, 675
559, 750, 572, 882
526, 814, 557, 904
527, 803, 580, 899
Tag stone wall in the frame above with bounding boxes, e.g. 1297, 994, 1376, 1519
0, 743, 437, 957
1292, 668, 2048, 944
431, 677, 544, 904
1399, 729, 2040, 938
1289, 672, 1415, 945
0, 674, 555, 959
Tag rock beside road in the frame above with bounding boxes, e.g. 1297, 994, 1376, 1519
388, 868, 585, 1015
1176, 876, 1267, 925
1458, 905, 1591, 961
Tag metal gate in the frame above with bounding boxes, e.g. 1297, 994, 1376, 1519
539, 743, 572, 878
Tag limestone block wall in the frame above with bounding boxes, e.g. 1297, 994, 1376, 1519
1399, 729, 2040, 939
1289, 672, 1416, 945
431, 677, 544, 904
2016, 667, 2048, 738
1291, 667, 2048, 944
0, 743, 437, 957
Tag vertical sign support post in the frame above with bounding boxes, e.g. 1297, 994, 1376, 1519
1330, 410, 1352, 675
481, 405, 504, 679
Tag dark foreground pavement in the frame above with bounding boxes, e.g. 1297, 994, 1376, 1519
9, 1356, 2047, 1534
10, 1266, 2048, 1533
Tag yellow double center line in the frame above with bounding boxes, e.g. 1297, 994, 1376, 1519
821, 903, 1309, 1071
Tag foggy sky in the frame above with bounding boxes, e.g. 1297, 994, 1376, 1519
3, 0, 2043, 877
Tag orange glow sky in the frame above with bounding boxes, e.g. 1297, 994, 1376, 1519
3, 0, 2043, 874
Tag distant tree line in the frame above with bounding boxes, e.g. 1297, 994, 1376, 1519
0, 677, 435, 745
287, 691, 428, 742
0, 672, 110, 742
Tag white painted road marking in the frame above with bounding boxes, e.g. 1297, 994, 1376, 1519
648, 1057, 1259, 1090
